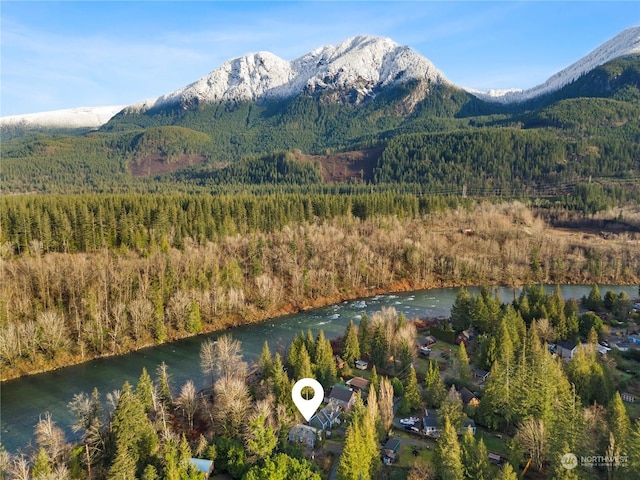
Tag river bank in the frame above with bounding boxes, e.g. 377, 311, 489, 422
0, 277, 503, 381
3, 284, 637, 453
2, 205, 640, 380
4, 274, 638, 382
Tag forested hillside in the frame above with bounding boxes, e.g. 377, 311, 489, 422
1, 56, 638, 194
2, 197, 640, 379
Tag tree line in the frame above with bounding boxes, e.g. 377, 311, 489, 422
2, 201, 639, 379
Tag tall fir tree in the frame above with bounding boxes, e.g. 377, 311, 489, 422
424, 360, 447, 408
358, 313, 371, 356
607, 392, 630, 456
136, 367, 155, 414
258, 340, 273, 379
342, 320, 360, 366
314, 330, 337, 388
456, 342, 472, 383
435, 416, 464, 480
403, 364, 422, 412
460, 426, 490, 480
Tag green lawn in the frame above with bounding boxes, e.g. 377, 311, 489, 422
396, 443, 434, 468
476, 428, 509, 455
624, 399, 640, 421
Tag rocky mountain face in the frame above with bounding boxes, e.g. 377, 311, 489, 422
125, 35, 450, 113
1, 28, 639, 130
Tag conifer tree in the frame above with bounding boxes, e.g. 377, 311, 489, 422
258, 340, 273, 379
403, 364, 421, 412
434, 416, 464, 480
32, 447, 52, 478
338, 419, 369, 480
607, 392, 630, 455
451, 287, 474, 332
628, 421, 640, 478
156, 362, 173, 406
342, 320, 360, 366
438, 386, 464, 432
460, 426, 490, 480
370, 323, 389, 369
369, 365, 379, 394
305, 329, 316, 360
314, 330, 336, 387
136, 367, 155, 414
108, 382, 158, 476
297, 345, 314, 382
424, 360, 447, 408
496, 463, 518, 480
358, 313, 371, 355
186, 301, 202, 334
456, 342, 472, 383
141, 464, 159, 480
245, 397, 278, 462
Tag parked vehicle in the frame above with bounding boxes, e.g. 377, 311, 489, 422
400, 417, 420, 425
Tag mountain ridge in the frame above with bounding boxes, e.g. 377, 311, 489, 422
125, 35, 449, 113
2, 28, 638, 129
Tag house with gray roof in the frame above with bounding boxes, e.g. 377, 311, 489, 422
310, 400, 342, 431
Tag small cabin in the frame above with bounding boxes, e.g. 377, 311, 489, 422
621, 392, 636, 403
355, 359, 368, 370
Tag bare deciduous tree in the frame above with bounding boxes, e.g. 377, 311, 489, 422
166, 291, 190, 330
8, 454, 30, 480
176, 380, 199, 431
34, 412, 68, 465
200, 334, 247, 386
515, 417, 547, 471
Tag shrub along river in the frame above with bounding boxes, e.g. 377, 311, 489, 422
1, 284, 636, 452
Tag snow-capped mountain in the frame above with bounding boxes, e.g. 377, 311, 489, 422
0, 105, 125, 129
126, 35, 449, 113
469, 26, 640, 103
2, 28, 639, 129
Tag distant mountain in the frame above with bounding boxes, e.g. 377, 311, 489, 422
125, 35, 449, 113
469, 26, 640, 103
2, 29, 639, 195
2, 29, 639, 130
0, 105, 125, 129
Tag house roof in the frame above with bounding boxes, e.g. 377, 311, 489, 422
189, 458, 213, 475
328, 385, 354, 403
289, 424, 318, 443
459, 387, 478, 406
383, 438, 401, 452
423, 415, 438, 428
346, 376, 369, 390
557, 340, 577, 351
311, 400, 342, 426
472, 368, 490, 379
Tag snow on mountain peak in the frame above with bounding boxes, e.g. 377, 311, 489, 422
0, 105, 126, 129
127, 35, 449, 112
470, 26, 640, 103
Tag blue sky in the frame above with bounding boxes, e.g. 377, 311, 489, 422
1, 1, 638, 116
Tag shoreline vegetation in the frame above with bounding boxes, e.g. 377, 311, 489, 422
2, 199, 640, 381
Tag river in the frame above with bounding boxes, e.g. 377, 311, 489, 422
1, 284, 636, 452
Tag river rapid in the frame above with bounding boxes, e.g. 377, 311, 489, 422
1, 284, 636, 452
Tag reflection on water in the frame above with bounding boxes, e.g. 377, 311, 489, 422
1, 284, 636, 452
